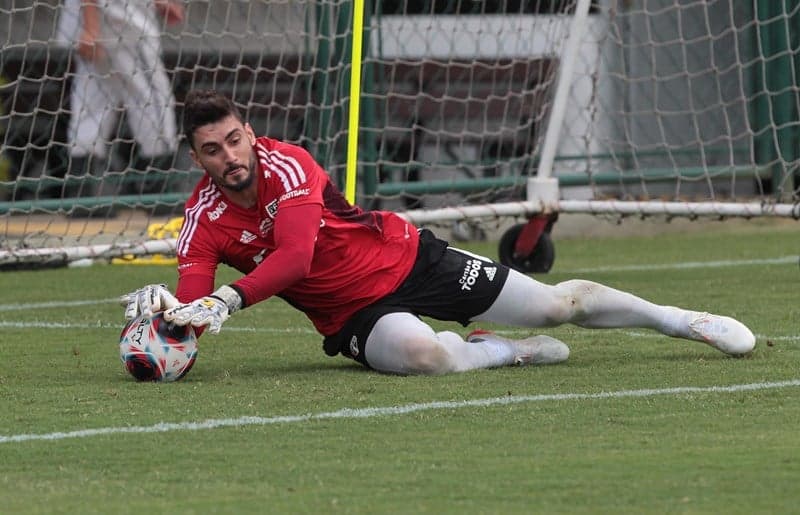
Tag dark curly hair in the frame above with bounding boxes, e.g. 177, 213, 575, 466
182, 89, 244, 148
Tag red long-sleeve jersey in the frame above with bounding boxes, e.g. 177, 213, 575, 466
174, 136, 419, 336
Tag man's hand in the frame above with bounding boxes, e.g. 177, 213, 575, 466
76, 1, 106, 64
163, 285, 242, 334
155, 0, 185, 26
120, 284, 179, 320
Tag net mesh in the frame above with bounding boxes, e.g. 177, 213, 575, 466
1, 0, 798, 266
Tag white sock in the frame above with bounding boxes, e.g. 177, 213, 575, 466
657, 307, 696, 338
549, 283, 706, 342
436, 331, 516, 372
479, 273, 698, 340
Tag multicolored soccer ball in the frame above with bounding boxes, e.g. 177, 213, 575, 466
119, 313, 198, 382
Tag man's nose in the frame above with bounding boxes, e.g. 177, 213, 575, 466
222, 146, 237, 164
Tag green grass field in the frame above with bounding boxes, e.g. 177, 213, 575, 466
1, 219, 798, 514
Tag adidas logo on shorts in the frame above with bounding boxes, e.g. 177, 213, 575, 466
484, 266, 497, 281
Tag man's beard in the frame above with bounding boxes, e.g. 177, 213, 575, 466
221, 158, 255, 192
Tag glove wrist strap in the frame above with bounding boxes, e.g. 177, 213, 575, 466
211, 285, 243, 314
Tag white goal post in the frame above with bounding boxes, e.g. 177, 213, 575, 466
1, 0, 798, 268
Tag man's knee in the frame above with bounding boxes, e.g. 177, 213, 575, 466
547, 279, 599, 324
394, 335, 456, 375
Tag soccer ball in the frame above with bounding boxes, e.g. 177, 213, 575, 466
119, 312, 198, 382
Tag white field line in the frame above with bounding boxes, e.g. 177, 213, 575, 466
0, 319, 318, 334
0, 298, 120, 312
613, 331, 800, 342
0, 255, 793, 313
567, 255, 796, 274
2, 379, 799, 445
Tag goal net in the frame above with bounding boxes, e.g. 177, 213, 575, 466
1, 0, 798, 267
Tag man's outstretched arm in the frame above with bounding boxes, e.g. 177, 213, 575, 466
164, 203, 322, 333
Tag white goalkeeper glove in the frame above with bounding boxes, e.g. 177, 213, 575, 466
163, 285, 243, 334
120, 283, 180, 320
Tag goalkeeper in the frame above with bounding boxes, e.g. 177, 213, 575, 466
121, 89, 756, 375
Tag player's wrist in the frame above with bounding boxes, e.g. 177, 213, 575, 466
210, 285, 244, 313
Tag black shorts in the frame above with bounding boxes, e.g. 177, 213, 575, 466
322, 229, 510, 365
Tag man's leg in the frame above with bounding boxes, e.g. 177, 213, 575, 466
61, 60, 119, 213
363, 312, 568, 375
473, 269, 755, 355
118, 38, 178, 160
110, 37, 177, 199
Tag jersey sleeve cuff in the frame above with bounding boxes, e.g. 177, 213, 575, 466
227, 284, 248, 310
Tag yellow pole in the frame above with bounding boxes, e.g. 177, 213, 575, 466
344, 0, 364, 204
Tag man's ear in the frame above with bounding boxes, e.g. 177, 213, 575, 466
245, 123, 256, 145
188, 148, 201, 169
